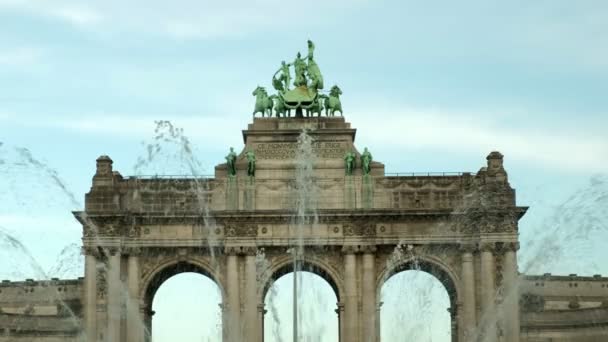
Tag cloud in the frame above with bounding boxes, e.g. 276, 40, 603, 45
2, 104, 606, 173
0, 47, 45, 67
0, 0, 366, 39
49, 5, 102, 26
350, 105, 608, 172
0, 112, 243, 147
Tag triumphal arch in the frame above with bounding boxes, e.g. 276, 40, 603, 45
1, 41, 607, 342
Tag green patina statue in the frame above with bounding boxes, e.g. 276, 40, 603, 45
246, 150, 256, 177
269, 94, 290, 118
225, 147, 237, 176
344, 151, 356, 176
306, 40, 323, 91
361, 147, 373, 175
325, 85, 343, 116
293, 52, 308, 88
252, 86, 273, 118
254, 40, 336, 118
273, 61, 291, 92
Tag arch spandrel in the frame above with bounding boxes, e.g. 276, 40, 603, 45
258, 253, 344, 303
376, 252, 461, 307
140, 256, 225, 305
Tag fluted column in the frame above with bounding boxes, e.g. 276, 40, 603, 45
503, 242, 520, 342
362, 247, 377, 342
107, 250, 121, 342
244, 249, 259, 342
479, 242, 496, 341
460, 244, 476, 340
225, 249, 241, 342
127, 252, 143, 342
343, 246, 359, 342
84, 252, 97, 342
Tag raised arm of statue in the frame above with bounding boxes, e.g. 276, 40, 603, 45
307, 40, 315, 60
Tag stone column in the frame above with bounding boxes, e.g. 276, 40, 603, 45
342, 247, 359, 342
127, 252, 143, 342
225, 249, 241, 342
361, 247, 377, 342
479, 242, 497, 341
503, 242, 520, 342
107, 250, 121, 342
84, 252, 97, 342
257, 304, 266, 342
460, 244, 476, 339
336, 302, 345, 342
244, 249, 259, 342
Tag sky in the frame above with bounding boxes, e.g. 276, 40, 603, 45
1, 1, 607, 341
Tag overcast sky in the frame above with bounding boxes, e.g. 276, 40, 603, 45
1, 1, 607, 341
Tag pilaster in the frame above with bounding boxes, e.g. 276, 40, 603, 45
244, 248, 260, 342
225, 247, 241, 342
361, 245, 377, 342
503, 242, 520, 342
106, 249, 121, 342
342, 245, 359, 342
84, 249, 98, 342
479, 242, 497, 341
460, 243, 477, 340
127, 249, 143, 342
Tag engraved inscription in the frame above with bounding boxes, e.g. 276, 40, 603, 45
254, 142, 347, 159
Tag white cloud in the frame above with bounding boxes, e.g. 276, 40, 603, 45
50, 5, 102, 26
2, 105, 606, 173
0, 47, 44, 67
0, 0, 365, 39
350, 106, 608, 172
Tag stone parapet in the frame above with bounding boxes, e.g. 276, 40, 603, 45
0, 278, 83, 340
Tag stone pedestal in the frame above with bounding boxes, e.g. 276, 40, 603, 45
225, 176, 239, 210
344, 175, 356, 209
361, 174, 374, 209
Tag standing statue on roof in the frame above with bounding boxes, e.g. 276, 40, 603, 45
306, 40, 324, 91
225, 147, 237, 176
293, 52, 308, 87
273, 60, 291, 92
361, 147, 373, 175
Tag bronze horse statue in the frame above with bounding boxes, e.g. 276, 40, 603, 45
252, 86, 273, 117
324, 85, 343, 116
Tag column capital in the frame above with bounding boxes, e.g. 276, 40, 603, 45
459, 243, 476, 254
242, 246, 258, 256
478, 241, 496, 253
503, 242, 520, 252
107, 247, 121, 256
82, 246, 101, 258
224, 246, 240, 255
341, 245, 358, 254
361, 245, 377, 254
123, 247, 143, 256
224, 245, 258, 255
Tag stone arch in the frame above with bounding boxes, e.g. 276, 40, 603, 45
141, 256, 225, 307
377, 254, 460, 308
259, 254, 344, 303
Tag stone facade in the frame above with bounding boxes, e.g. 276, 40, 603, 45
1, 117, 607, 341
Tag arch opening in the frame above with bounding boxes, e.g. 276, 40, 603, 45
263, 262, 340, 342
380, 259, 457, 342
144, 261, 223, 342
